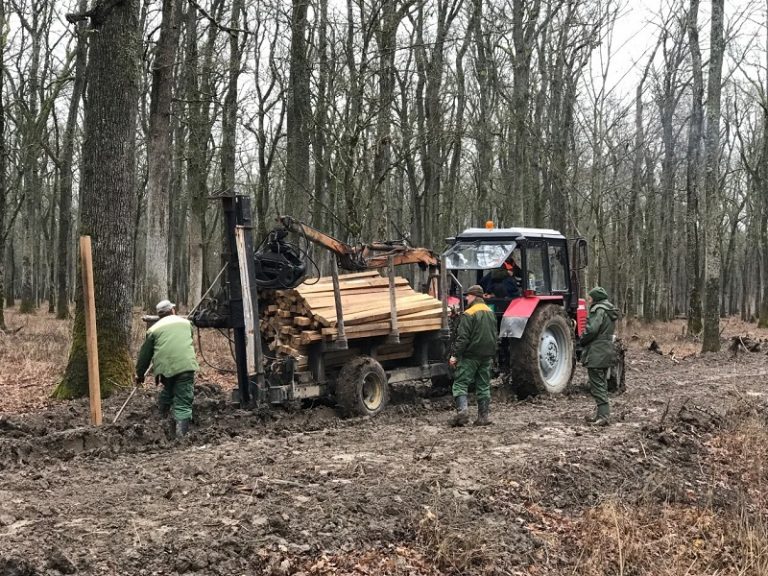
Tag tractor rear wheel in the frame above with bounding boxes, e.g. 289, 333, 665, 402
511, 305, 574, 398
335, 356, 390, 417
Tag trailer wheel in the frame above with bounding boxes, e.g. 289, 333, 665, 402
511, 304, 574, 398
336, 356, 390, 417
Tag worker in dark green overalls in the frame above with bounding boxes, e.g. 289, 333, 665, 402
580, 287, 619, 427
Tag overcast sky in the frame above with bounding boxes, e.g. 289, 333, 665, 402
594, 0, 766, 101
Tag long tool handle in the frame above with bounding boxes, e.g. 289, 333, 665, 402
113, 386, 138, 424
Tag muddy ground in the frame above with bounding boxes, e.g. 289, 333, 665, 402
2, 322, 768, 575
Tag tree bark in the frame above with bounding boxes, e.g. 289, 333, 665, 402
759, 2, 768, 328
144, 0, 182, 308
685, 0, 703, 334
0, 0, 6, 329
473, 0, 493, 218
285, 0, 311, 220
56, 0, 141, 397
370, 0, 399, 238
701, 0, 724, 352
220, 0, 243, 198
310, 0, 328, 236
185, 0, 222, 308
56, 0, 89, 319
20, 5, 43, 313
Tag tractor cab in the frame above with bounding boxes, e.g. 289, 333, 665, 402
443, 225, 583, 318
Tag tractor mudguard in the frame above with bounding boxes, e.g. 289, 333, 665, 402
499, 296, 563, 338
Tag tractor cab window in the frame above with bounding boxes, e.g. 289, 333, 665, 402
548, 244, 568, 292
525, 244, 548, 294
444, 241, 516, 270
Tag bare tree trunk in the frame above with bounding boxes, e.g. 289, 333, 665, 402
759, 4, 768, 328
56, 0, 141, 397
371, 0, 399, 238
310, 0, 329, 235
686, 0, 703, 334
473, 0, 493, 215
512, 0, 541, 224
285, 0, 311, 220
701, 0, 724, 352
220, 0, 242, 198
0, 0, 6, 329
443, 21, 471, 237
625, 50, 655, 320
56, 0, 88, 319
20, 5, 43, 313
186, 0, 221, 308
417, 0, 463, 246
144, 0, 182, 308
642, 148, 657, 321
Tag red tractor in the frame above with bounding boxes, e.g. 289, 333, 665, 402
442, 222, 624, 397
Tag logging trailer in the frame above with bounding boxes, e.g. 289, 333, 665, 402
172, 195, 623, 417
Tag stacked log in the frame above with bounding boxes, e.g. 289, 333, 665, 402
259, 271, 443, 369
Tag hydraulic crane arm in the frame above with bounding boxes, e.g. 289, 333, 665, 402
277, 216, 440, 271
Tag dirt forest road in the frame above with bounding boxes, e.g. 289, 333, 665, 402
2, 343, 768, 575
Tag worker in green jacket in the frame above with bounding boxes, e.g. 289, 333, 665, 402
580, 287, 619, 426
449, 285, 498, 427
136, 300, 200, 437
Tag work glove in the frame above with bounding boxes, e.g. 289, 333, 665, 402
134, 374, 144, 387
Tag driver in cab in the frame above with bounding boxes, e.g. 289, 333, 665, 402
480, 257, 521, 299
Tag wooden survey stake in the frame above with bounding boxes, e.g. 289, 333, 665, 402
80, 236, 102, 426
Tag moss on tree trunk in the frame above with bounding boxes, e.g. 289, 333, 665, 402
53, 299, 131, 399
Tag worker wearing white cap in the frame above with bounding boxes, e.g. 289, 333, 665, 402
135, 300, 199, 437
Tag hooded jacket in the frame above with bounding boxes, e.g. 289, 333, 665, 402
580, 287, 619, 368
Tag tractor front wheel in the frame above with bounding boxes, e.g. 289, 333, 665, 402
335, 356, 390, 417
511, 305, 574, 398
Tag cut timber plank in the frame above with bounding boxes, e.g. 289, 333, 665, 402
342, 298, 441, 326
293, 316, 313, 327
398, 308, 445, 320
312, 294, 437, 326
297, 271, 381, 287
296, 277, 409, 295
303, 287, 418, 310
321, 318, 443, 338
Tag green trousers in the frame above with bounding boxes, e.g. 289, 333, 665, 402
452, 357, 492, 401
588, 367, 610, 417
158, 371, 195, 421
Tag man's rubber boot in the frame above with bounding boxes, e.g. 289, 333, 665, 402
584, 411, 598, 424
449, 395, 470, 427
474, 398, 492, 426
591, 404, 610, 427
175, 419, 190, 437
